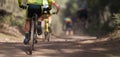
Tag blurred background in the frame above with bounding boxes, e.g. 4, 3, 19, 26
0, 0, 120, 39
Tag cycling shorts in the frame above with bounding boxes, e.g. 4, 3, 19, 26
66, 23, 73, 31
27, 4, 42, 18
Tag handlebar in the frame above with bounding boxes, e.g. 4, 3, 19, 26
19, 4, 27, 9
19, 4, 57, 15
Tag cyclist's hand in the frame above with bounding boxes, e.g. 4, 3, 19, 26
19, 5, 27, 9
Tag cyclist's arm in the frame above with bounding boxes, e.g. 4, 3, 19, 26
18, 0, 22, 6
52, 1, 60, 14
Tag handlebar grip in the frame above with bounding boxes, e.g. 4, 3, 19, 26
20, 5, 27, 9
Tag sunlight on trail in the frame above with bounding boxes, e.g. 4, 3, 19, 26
80, 40, 95, 44
90, 48, 108, 51
69, 36, 97, 39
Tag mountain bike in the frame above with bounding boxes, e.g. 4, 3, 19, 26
20, 5, 56, 55
42, 8, 55, 42
20, 5, 38, 55
29, 8, 55, 54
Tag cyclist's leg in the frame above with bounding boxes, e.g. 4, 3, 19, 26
24, 19, 31, 44
24, 4, 42, 44
48, 16, 52, 32
85, 19, 88, 29
37, 20, 42, 35
66, 31, 69, 35
48, 16, 52, 25
69, 23, 74, 36
70, 30, 74, 36
66, 28, 73, 36
70, 26, 74, 36
24, 7, 32, 44
37, 16, 43, 35
33, 5, 42, 35
65, 28, 69, 35
65, 24, 70, 35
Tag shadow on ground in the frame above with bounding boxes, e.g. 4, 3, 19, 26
0, 38, 120, 57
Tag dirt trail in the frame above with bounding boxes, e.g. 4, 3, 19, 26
0, 34, 119, 57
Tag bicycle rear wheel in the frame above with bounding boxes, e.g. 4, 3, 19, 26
29, 20, 35, 55
44, 32, 51, 42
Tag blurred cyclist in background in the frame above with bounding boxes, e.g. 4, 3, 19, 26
77, 3, 88, 29
63, 17, 74, 36
18, 0, 60, 44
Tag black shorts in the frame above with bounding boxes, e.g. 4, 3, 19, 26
66, 23, 73, 31
27, 4, 42, 18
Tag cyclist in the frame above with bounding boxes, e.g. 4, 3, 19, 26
63, 17, 74, 36
77, 4, 88, 29
18, 0, 60, 44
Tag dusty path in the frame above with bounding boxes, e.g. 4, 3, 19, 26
0, 35, 120, 57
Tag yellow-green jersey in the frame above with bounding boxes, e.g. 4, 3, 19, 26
18, 0, 55, 8
27, 0, 43, 5
47, 0, 55, 9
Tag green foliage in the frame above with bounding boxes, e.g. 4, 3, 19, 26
112, 13, 120, 28
0, 16, 11, 24
0, 0, 26, 27
87, 0, 120, 36
63, 0, 79, 16
10, 18, 25, 27
0, 14, 25, 27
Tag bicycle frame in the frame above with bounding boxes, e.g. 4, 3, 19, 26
44, 15, 50, 32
